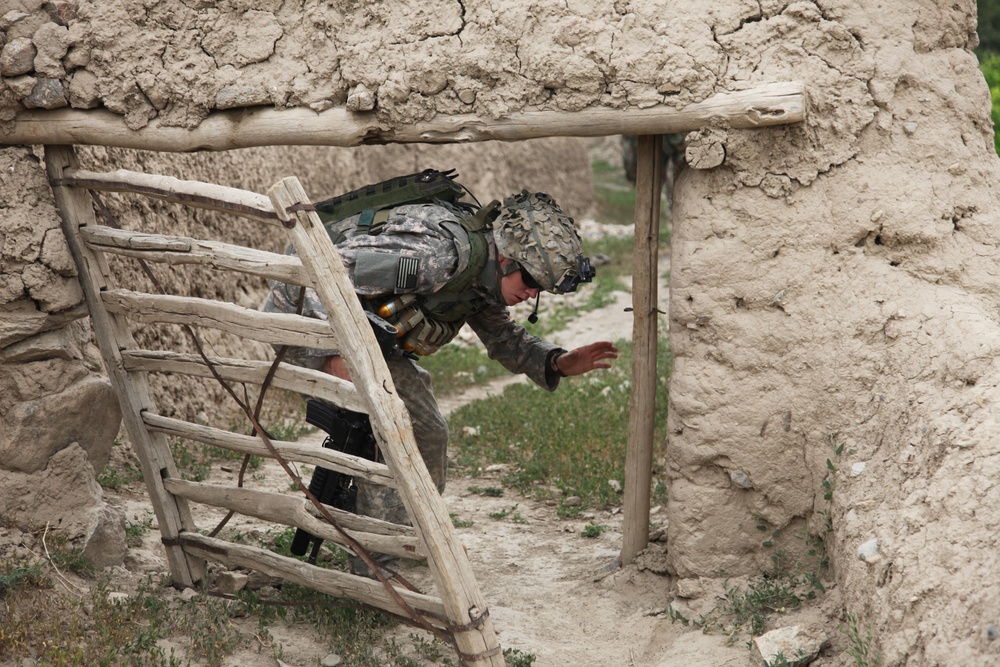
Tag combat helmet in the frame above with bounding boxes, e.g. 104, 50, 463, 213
493, 190, 595, 294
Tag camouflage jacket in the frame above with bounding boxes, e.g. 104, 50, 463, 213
262, 203, 563, 390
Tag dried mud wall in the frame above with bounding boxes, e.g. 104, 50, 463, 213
1, 1, 998, 664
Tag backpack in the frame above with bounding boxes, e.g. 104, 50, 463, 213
315, 168, 500, 296
313, 169, 503, 354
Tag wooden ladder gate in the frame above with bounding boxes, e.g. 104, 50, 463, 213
45, 145, 503, 666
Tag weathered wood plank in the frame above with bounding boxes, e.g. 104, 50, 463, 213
621, 135, 663, 564
45, 144, 205, 586
80, 225, 308, 285
143, 412, 395, 487
162, 479, 423, 558
9, 82, 805, 152
177, 532, 448, 624
54, 167, 278, 223
101, 288, 339, 350
270, 178, 503, 666
121, 349, 367, 414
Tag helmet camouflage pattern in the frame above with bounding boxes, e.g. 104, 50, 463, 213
493, 190, 595, 294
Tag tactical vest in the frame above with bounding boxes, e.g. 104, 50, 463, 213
315, 169, 502, 355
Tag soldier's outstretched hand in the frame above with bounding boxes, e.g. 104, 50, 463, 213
556, 341, 619, 377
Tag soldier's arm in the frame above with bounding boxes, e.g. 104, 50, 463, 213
466, 304, 564, 390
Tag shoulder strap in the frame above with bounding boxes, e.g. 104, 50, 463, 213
314, 169, 467, 224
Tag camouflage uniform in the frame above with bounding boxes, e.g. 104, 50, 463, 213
263, 203, 563, 525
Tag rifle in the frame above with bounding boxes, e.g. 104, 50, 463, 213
290, 398, 378, 563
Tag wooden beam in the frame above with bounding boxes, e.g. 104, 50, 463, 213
144, 412, 391, 484
81, 225, 308, 286
621, 135, 663, 565
121, 349, 367, 414
12, 82, 805, 151
101, 288, 340, 350
58, 168, 279, 223
143, 412, 395, 486
45, 144, 206, 586
162, 479, 423, 558
269, 177, 504, 666
177, 532, 449, 623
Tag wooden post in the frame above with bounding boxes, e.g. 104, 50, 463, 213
621, 135, 663, 565
45, 144, 205, 586
267, 177, 504, 667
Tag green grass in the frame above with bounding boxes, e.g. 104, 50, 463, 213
844, 613, 882, 667
416, 344, 508, 397
591, 156, 671, 243
448, 337, 670, 515
581, 523, 608, 538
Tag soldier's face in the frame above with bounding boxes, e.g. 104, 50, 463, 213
500, 264, 541, 306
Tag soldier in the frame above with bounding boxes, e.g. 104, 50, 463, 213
263, 187, 618, 574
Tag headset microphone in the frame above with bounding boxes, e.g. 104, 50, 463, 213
528, 293, 541, 324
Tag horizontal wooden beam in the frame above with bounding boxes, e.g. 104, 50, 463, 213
102, 288, 339, 351
59, 168, 279, 223
81, 225, 306, 285
9, 82, 805, 152
144, 412, 393, 486
122, 349, 366, 414
177, 532, 448, 623
162, 478, 422, 558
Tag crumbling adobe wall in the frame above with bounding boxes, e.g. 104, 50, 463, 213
1, 1, 998, 664
669, 2, 1000, 665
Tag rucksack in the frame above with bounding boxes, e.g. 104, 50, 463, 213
315, 168, 500, 296
313, 169, 503, 355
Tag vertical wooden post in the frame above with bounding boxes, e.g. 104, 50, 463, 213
621, 135, 663, 564
46, 145, 205, 586
267, 178, 504, 667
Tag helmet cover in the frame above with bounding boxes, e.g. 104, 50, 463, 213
493, 190, 595, 294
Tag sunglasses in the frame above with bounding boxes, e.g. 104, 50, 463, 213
520, 267, 541, 289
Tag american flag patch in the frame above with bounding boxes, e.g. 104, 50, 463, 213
396, 257, 419, 290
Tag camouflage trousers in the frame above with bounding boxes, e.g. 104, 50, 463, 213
354, 354, 448, 526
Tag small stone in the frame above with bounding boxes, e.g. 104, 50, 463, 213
179, 587, 199, 601
345, 83, 374, 112
1, 11, 29, 29
870, 209, 884, 222
23, 77, 67, 109
321, 653, 343, 666
215, 571, 249, 596
564, 496, 582, 507
850, 462, 866, 477
987, 625, 998, 640
857, 538, 880, 563
32, 21, 70, 77
675, 578, 705, 599
44, 1, 79, 26
1, 37, 37, 76
728, 468, 754, 489
753, 624, 828, 666
903, 122, 918, 135
457, 87, 477, 104
308, 99, 334, 113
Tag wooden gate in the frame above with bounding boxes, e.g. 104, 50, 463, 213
45, 145, 503, 666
